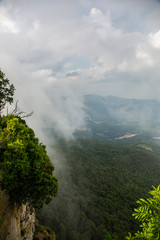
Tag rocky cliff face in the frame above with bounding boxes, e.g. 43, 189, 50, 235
0, 188, 35, 240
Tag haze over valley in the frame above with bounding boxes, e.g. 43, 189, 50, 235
38, 94, 160, 240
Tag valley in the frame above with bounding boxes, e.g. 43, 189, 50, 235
38, 95, 160, 240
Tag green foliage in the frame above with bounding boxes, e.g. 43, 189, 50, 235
104, 233, 120, 240
38, 139, 160, 240
126, 185, 160, 240
0, 115, 58, 208
0, 69, 15, 112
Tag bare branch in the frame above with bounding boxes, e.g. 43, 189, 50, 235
9, 100, 33, 118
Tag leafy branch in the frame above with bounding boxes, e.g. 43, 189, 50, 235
126, 185, 160, 240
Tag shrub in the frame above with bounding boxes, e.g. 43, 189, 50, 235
0, 115, 58, 208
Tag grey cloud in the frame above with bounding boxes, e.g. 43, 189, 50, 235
0, 0, 160, 144
66, 71, 80, 77
89, 0, 160, 33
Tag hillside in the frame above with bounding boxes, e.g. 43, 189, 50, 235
72, 95, 160, 143
84, 95, 160, 123
46, 95, 160, 143
38, 139, 160, 240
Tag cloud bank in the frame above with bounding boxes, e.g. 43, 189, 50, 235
0, 0, 160, 139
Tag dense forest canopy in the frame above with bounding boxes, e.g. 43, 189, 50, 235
38, 139, 160, 240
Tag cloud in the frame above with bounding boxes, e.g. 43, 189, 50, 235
89, 7, 111, 29
66, 70, 80, 77
0, 0, 160, 143
149, 30, 160, 48
0, 6, 19, 33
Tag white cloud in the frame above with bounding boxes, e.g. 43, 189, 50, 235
89, 8, 111, 28
136, 49, 153, 67
33, 20, 40, 31
0, 6, 19, 33
0, 0, 160, 140
149, 30, 160, 48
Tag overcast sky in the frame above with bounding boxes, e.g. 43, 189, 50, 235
1, 0, 160, 138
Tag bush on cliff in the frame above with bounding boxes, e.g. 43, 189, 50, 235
0, 114, 58, 208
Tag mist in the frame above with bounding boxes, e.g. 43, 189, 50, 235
1, 0, 160, 140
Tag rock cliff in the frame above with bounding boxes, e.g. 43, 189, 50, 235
0, 188, 35, 240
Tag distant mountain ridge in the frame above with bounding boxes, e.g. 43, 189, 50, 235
84, 95, 160, 123
73, 95, 160, 142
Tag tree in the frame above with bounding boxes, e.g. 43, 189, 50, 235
0, 115, 58, 208
0, 69, 15, 113
104, 233, 120, 240
126, 185, 160, 240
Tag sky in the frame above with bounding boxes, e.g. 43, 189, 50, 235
0, 0, 160, 139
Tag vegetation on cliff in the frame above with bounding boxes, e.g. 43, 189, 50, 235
0, 115, 58, 208
34, 220, 56, 240
0, 69, 58, 209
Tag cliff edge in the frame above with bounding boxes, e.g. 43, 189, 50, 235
0, 188, 35, 240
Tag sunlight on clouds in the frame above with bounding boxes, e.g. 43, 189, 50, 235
31, 69, 57, 85
118, 41, 154, 73
33, 20, 40, 31
136, 49, 153, 67
0, 6, 18, 33
149, 30, 160, 48
27, 20, 40, 38
117, 59, 128, 72
90, 8, 102, 17
32, 68, 53, 78
118, 49, 153, 72
89, 8, 111, 28
47, 76, 57, 84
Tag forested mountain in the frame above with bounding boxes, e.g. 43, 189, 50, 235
84, 95, 160, 123
45, 95, 160, 143
74, 95, 160, 142
38, 139, 160, 240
